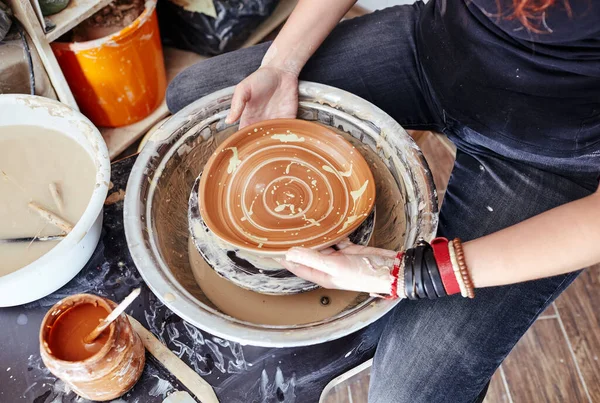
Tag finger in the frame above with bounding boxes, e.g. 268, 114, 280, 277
318, 247, 337, 256
279, 260, 336, 289
335, 238, 353, 250
225, 83, 250, 124
239, 111, 261, 129
286, 247, 349, 275
336, 243, 397, 258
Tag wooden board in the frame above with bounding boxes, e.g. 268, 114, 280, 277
45, 0, 113, 42
7, 0, 78, 109
555, 266, 600, 401
483, 370, 511, 403
501, 318, 589, 402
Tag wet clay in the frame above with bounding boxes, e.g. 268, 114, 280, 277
47, 303, 110, 361
0, 126, 96, 276
71, 0, 144, 41
150, 121, 405, 319
198, 119, 376, 253
188, 237, 365, 325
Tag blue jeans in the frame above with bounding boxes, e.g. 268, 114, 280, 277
166, 4, 599, 402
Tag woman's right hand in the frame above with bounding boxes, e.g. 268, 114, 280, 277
225, 66, 299, 129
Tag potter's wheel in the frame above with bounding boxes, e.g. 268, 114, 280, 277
188, 175, 376, 295
125, 82, 438, 347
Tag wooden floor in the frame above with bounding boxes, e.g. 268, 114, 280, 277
321, 131, 600, 403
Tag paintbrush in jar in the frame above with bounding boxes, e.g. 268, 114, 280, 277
84, 288, 142, 344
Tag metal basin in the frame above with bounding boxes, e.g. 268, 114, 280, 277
124, 82, 437, 347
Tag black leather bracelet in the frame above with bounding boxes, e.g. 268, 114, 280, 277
424, 246, 447, 297
404, 248, 416, 300
421, 247, 437, 300
413, 243, 427, 299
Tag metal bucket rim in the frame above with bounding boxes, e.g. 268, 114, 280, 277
124, 81, 437, 347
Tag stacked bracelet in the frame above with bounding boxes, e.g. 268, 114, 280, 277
448, 240, 468, 298
453, 238, 475, 298
389, 237, 475, 300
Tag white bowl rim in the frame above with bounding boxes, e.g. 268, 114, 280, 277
0, 94, 110, 285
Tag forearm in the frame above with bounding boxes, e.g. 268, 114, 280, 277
465, 186, 600, 288
262, 0, 357, 74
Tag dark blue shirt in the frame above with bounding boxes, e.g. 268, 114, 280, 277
418, 0, 600, 158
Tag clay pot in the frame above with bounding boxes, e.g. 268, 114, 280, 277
198, 118, 376, 254
39, 294, 145, 401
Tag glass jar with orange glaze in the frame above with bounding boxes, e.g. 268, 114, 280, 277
39, 293, 145, 401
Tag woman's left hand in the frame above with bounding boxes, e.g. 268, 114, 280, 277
279, 239, 399, 295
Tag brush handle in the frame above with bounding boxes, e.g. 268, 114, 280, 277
84, 288, 141, 343
0, 235, 66, 244
28, 202, 73, 233
128, 316, 220, 403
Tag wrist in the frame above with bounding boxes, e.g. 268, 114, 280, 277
261, 44, 304, 77
395, 237, 475, 301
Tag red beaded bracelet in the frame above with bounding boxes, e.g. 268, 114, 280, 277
384, 251, 404, 300
431, 237, 461, 295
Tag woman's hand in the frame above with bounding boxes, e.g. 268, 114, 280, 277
225, 66, 299, 129
223, 0, 357, 128
279, 239, 398, 295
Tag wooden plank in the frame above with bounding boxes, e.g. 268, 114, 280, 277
502, 318, 589, 402
320, 383, 350, 403
7, 0, 78, 109
538, 303, 557, 319
555, 265, 600, 401
483, 369, 511, 403
45, 0, 113, 42
348, 371, 370, 402
102, 101, 169, 160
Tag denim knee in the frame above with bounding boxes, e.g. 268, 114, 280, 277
166, 43, 270, 113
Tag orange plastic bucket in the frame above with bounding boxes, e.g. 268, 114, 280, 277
52, 0, 166, 127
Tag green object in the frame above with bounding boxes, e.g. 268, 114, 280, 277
39, 0, 70, 16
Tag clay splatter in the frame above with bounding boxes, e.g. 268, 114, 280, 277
337, 214, 360, 234
350, 180, 369, 209
303, 216, 320, 226
224, 147, 241, 174
322, 164, 353, 177
271, 133, 305, 143
274, 204, 296, 214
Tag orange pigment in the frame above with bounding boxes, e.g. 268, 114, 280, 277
47, 303, 111, 361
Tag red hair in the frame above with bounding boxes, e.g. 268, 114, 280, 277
504, 0, 573, 32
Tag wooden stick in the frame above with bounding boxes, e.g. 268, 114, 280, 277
48, 182, 64, 214
84, 288, 141, 344
28, 202, 73, 233
128, 316, 220, 403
